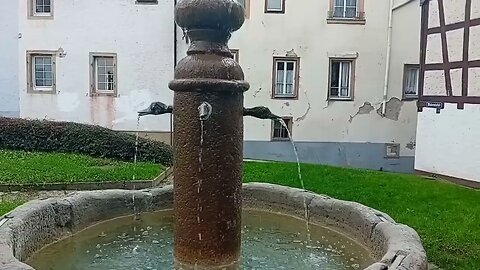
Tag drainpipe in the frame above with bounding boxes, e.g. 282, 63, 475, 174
382, 0, 395, 116
172, 0, 177, 146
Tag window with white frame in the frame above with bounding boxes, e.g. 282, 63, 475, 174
329, 59, 354, 100
27, 52, 56, 93
273, 57, 298, 98
265, 0, 284, 13
403, 65, 419, 99
32, 0, 53, 17
332, 0, 358, 18
90, 53, 117, 96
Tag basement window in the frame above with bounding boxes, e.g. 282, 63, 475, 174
385, 144, 400, 159
272, 117, 292, 140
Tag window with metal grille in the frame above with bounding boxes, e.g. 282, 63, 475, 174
273, 58, 298, 98
272, 118, 292, 140
403, 65, 419, 99
329, 59, 354, 100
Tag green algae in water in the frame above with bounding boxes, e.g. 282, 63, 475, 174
27, 210, 374, 270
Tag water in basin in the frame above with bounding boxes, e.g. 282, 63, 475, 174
27, 210, 374, 270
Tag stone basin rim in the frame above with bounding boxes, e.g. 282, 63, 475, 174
0, 183, 427, 270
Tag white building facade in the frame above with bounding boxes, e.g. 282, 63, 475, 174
416, 0, 480, 186
219, 0, 421, 172
1, 0, 422, 173
1, 0, 175, 137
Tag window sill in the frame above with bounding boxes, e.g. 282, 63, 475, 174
327, 18, 366, 25
403, 96, 418, 101
272, 95, 297, 100
271, 138, 291, 142
90, 93, 117, 97
28, 15, 54, 20
28, 90, 56, 95
328, 97, 353, 101
265, 10, 285, 14
135, 0, 158, 4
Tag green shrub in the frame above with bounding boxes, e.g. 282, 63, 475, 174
0, 117, 172, 165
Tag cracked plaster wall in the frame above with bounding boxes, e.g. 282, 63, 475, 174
225, 0, 420, 161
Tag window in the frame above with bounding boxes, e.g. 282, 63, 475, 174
236, 0, 250, 18
328, 0, 365, 23
333, 0, 358, 18
30, 0, 53, 18
272, 57, 299, 98
329, 59, 354, 100
90, 53, 117, 96
403, 65, 419, 99
231, 49, 239, 63
27, 51, 56, 94
136, 0, 158, 4
272, 117, 292, 140
236, 0, 245, 7
265, 0, 285, 13
385, 143, 400, 159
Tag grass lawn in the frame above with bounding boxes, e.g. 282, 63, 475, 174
0, 199, 25, 217
1, 156, 477, 269
244, 161, 480, 270
0, 150, 163, 184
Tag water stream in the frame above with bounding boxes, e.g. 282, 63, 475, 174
197, 119, 205, 244
132, 116, 141, 220
278, 119, 311, 241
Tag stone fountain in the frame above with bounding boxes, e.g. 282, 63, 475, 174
0, 1, 428, 270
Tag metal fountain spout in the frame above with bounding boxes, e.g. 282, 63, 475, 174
243, 106, 280, 120
139, 102, 279, 121
138, 102, 173, 117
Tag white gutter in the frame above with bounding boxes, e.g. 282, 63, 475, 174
382, 0, 395, 116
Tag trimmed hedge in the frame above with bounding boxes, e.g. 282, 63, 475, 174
0, 117, 172, 165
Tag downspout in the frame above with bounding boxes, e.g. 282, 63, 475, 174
172, 0, 177, 146
382, 0, 395, 116
173, 0, 178, 66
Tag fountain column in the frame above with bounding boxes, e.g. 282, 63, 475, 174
169, 0, 249, 269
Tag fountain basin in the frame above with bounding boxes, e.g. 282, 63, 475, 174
0, 183, 427, 270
